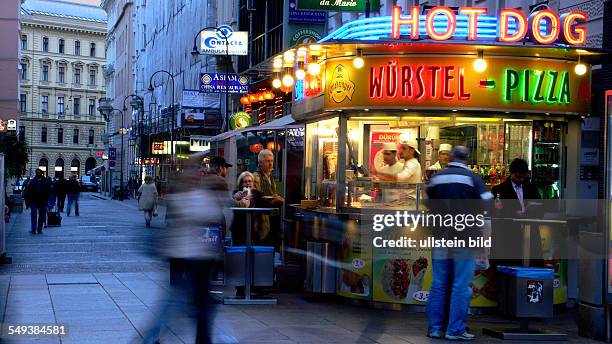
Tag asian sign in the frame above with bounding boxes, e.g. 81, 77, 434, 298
323, 56, 590, 114
289, 0, 326, 24
297, 0, 380, 12
199, 25, 248, 56
200, 73, 249, 94
229, 112, 253, 130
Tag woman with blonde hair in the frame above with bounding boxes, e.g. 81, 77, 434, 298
138, 175, 158, 228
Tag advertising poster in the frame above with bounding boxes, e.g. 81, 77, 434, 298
337, 220, 372, 300
539, 225, 568, 305
369, 131, 402, 174
200, 73, 249, 94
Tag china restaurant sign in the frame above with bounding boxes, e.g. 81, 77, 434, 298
328, 5, 587, 45
323, 57, 590, 114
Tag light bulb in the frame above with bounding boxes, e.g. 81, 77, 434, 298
282, 74, 294, 87
473, 58, 487, 72
353, 56, 364, 69
308, 62, 320, 75
272, 78, 282, 88
574, 63, 587, 75
295, 69, 306, 80
273, 58, 283, 69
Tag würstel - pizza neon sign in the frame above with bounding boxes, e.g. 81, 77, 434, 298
390, 6, 587, 45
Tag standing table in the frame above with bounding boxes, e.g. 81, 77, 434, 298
224, 207, 278, 305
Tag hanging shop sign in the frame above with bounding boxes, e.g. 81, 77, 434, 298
323, 56, 590, 114
294, 74, 322, 101
297, 0, 380, 12
229, 112, 253, 130
181, 89, 220, 109
152, 141, 189, 155
289, 0, 326, 24
200, 73, 249, 94
199, 25, 248, 56
7, 119, 16, 131
290, 28, 323, 47
323, 5, 587, 46
189, 135, 211, 152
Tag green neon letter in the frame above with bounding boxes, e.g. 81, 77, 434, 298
546, 71, 559, 103
521, 70, 530, 102
532, 71, 545, 103
504, 69, 519, 102
558, 72, 570, 103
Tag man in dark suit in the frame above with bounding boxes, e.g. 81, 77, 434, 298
23, 169, 50, 234
491, 158, 543, 267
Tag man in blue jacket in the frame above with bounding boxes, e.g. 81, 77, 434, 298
425, 146, 493, 341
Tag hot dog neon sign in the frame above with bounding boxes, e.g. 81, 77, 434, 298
391, 6, 587, 45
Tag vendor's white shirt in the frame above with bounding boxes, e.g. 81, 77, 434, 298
428, 161, 444, 171
378, 161, 403, 176
397, 158, 422, 183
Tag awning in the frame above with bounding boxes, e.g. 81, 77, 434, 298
210, 115, 298, 142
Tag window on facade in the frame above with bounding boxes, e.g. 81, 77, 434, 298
59, 39, 65, 54
19, 94, 26, 112
89, 69, 96, 86
42, 37, 48, 52
73, 97, 80, 115
59, 66, 65, 83
41, 126, 47, 143
74, 68, 81, 84
73, 129, 79, 144
42, 65, 49, 81
88, 99, 95, 115
88, 129, 94, 145
21, 35, 27, 50
74, 41, 80, 55
20, 63, 27, 80
18, 126, 25, 142
57, 128, 63, 144
90, 43, 96, 57
57, 96, 65, 114
41, 95, 48, 113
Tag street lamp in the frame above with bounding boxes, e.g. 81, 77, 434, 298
97, 101, 126, 200
122, 94, 144, 182
191, 26, 230, 133
148, 70, 176, 172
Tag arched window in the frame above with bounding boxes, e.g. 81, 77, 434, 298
71, 158, 80, 177
55, 158, 64, 179
39, 158, 49, 177
85, 157, 96, 175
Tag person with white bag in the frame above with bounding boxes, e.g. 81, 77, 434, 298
138, 175, 158, 228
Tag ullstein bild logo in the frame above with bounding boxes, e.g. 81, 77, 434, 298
200, 25, 248, 56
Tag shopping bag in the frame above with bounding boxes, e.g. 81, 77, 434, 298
153, 204, 159, 217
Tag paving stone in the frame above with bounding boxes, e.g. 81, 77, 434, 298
46, 273, 97, 284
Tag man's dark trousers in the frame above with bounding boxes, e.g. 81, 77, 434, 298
30, 205, 46, 233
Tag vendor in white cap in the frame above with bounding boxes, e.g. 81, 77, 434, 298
397, 138, 422, 184
428, 143, 452, 172
377, 142, 403, 180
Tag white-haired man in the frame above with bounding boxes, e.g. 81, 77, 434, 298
253, 149, 284, 245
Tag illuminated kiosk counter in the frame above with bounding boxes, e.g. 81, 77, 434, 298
257, 4, 600, 310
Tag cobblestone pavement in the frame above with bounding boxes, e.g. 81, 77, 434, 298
0, 195, 599, 343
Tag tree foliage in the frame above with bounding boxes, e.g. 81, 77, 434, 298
0, 133, 29, 178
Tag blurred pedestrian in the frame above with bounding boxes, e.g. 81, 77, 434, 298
66, 174, 80, 216
23, 168, 50, 234
425, 146, 492, 341
142, 153, 227, 344
55, 175, 67, 212
138, 176, 158, 228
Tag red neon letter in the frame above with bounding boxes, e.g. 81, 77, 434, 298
561, 11, 587, 45
459, 7, 487, 40
391, 6, 420, 40
428, 66, 441, 98
530, 10, 560, 45
426, 6, 456, 41
415, 66, 426, 100
443, 66, 455, 99
499, 9, 528, 43
458, 67, 470, 100
401, 66, 413, 98
370, 67, 384, 99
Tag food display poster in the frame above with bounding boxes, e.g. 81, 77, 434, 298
539, 225, 568, 305
337, 220, 373, 300
369, 131, 402, 175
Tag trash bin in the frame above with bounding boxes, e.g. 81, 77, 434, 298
497, 266, 554, 318
224, 246, 274, 287
305, 241, 336, 293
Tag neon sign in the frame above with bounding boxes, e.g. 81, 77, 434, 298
369, 60, 470, 101
321, 6, 587, 45
503, 69, 570, 105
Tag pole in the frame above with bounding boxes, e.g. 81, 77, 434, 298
225, 33, 229, 133
365, 0, 371, 18
120, 111, 124, 199
171, 80, 175, 172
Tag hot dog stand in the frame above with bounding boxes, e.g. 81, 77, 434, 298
264, 5, 599, 309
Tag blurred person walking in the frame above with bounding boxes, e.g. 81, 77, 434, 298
425, 146, 492, 341
142, 154, 229, 344
23, 168, 50, 234
55, 175, 67, 212
66, 174, 81, 216
138, 176, 158, 228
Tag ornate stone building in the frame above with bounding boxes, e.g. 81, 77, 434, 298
19, 0, 107, 178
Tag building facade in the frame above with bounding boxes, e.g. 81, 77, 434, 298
0, 0, 21, 124
19, 0, 107, 179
